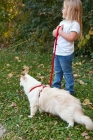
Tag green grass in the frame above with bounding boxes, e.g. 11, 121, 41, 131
0, 48, 93, 140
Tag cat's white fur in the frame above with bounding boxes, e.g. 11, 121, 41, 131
20, 74, 93, 130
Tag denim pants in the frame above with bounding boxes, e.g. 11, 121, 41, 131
52, 53, 74, 94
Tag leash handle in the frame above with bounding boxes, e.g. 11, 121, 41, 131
49, 26, 61, 86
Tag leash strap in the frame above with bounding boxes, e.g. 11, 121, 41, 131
29, 84, 43, 92
49, 26, 61, 86
29, 84, 47, 92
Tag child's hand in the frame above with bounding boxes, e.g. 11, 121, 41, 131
52, 25, 59, 37
58, 25, 64, 35
52, 29, 57, 37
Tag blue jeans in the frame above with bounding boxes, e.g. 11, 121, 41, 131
52, 53, 74, 94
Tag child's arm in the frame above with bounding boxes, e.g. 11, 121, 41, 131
58, 26, 78, 42
52, 26, 60, 37
52, 28, 57, 37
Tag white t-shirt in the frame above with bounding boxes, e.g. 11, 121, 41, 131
55, 20, 80, 56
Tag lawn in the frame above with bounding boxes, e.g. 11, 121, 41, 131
0, 48, 93, 140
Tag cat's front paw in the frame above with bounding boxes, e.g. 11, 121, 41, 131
39, 108, 44, 113
28, 115, 34, 118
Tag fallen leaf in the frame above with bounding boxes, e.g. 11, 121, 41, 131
82, 60, 86, 64
6, 64, 10, 67
54, 121, 57, 125
15, 56, 19, 60
8, 73, 13, 78
9, 102, 18, 113
89, 70, 93, 74
81, 131, 88, 137
75, 62, 82, 66
79, 80, 84, 85
37, 75, 44, 79
83, 99, 92, 105
85, 135, 90, 140
88, 104, 93, 110
74, 74, 78, 78
18, 60, 21, 62
37, 64, 44, 68
9, 102, 17, 107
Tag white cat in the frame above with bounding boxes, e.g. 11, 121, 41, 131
20, 74, 93, 130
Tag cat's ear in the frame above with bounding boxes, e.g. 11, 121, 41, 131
20, 75, 27, 81
23, 75, 27, 81
20, 75, 23, 79
20, 75, 23, 78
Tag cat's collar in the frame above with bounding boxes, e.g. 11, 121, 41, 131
29, 84, 47, 96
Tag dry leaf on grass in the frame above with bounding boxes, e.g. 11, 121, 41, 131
15, 56, 21, 62
9, 102, 17, 107
75, 62, 82, 66
89, 70, 93, 74
85, 136, 91, 140
81, 131, 88, 137
74, 74, 78, 78
66, 138, 70, 140
15, 56, 19, 60
18, 60, 21, 62
9, 102, 18, 113
81, 131, 91, 140
79, 80, 84, 85
8, 73, 13, 78
6, 64, 10, 67
83, 99, 92, 105
88, 104, 93, 110
82, 60, 86, 64
37, 64, 44, 68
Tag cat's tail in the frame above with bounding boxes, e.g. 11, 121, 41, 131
74, 110, 93, 130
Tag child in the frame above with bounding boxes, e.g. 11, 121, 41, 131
52, 0, 82, 94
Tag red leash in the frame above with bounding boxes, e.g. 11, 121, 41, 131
29, 84, 47, 92
49, 26, 61, 86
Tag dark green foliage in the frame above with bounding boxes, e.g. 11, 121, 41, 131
0, 0, 22, 46
18, 0, 63, 52
78, 0, 93, 56
82, 0, 93, 32
0, 0, 93, 55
